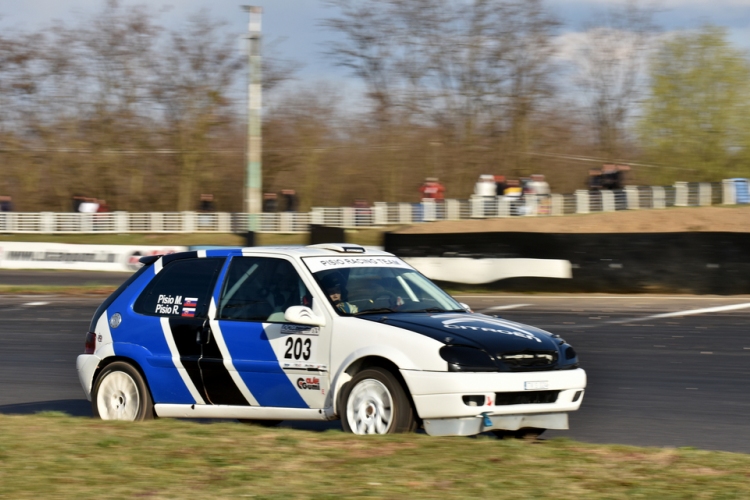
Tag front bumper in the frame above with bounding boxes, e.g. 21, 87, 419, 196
423, 412, 569, 437
76, 354, 102, 401
401, 367, 586, 427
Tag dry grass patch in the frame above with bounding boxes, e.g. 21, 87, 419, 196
1, 414, 750, 499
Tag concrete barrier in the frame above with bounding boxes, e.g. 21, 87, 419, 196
385, 231, 750, 294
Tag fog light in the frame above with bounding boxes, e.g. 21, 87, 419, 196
462, 395, 485, 407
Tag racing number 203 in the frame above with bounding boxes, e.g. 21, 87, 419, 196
284, 337, 312, 360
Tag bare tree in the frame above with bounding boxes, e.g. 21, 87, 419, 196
571, 1, 659, 158
150, 11, 244, 211
323, 0, 560, 195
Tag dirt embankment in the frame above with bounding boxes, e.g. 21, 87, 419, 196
394, 206, 750, 234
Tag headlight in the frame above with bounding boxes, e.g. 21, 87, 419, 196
439, 345, 497, 372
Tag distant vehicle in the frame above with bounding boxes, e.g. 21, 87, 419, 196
474, 174, 497, 197
77, 244, 586, 436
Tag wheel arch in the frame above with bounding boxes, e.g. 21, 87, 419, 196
331, 354, 421, 422
92, 356, 155, 402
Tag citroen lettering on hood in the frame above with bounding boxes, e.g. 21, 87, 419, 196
439, 315, 542, 343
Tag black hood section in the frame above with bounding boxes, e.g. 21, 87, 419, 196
359, 312, 558, 349
357, 312, 576, 371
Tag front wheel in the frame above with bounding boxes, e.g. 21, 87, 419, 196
340, 367, 416, 435
92, 361, 154, 421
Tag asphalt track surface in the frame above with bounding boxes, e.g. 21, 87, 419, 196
1, 276, 749, 453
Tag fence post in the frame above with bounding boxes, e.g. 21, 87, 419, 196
698, 183, 712, 206
149, 212, 162, 232
575, 190, 590, 214
217, 212, 231, 232
373, 203, 387, 225
398, 203, 412, 224
652, 187, 666, 209
113, 211, 128, 233
310, 207, 324, 225
601, 191, 615, 212
625, 186, 640, 210
722, 179, 736, 205
497, 196, 511, 217
81, 212, 94, 232
279, 212, 293, 232
524, 194, 538, 216
674, 182, 688, 207
422, 199, 436, 222
181, 211, 195, 233
470, 195, 484, 218
445, 199, 460, 220
40, 212, 54, 233
550, 194, 564, 216
342, 207, 356, 227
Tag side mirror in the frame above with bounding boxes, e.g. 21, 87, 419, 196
459, 302, 473, 313
284, 306, 326, 327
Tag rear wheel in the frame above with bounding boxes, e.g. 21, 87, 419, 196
92, 362, 154, 421
340, 367, 416, 435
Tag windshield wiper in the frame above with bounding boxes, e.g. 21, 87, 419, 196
354, 307, 397, 315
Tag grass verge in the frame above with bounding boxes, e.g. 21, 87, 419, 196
1, 413, 749, 499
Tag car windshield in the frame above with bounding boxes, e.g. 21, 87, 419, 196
310, 265, 464, 316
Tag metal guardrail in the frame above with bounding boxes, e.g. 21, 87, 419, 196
0, 181, 743, 234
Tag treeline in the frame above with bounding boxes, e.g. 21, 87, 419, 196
0, 0, 749, 212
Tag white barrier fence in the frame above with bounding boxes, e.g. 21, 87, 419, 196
0, 242, 188, 272
0, 180, 743, 234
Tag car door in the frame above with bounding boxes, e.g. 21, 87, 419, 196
131, 256, 225, 405
201, 255, 332, 409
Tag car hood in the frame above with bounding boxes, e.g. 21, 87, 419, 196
357, 312, 560, 352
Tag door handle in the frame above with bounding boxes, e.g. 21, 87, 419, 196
196, 319, 212, 345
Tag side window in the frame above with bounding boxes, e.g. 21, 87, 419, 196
134, 258, 224, 318
218, 257, 310, 322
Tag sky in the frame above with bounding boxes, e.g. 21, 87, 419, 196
0, 0, 748, 106
2, 0, 748, 75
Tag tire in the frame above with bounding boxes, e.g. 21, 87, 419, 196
492, 427, 546, 440
92, 361, 154, 421
340, 367, 416, 435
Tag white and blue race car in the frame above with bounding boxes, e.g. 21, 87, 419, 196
77, 244, 586, 436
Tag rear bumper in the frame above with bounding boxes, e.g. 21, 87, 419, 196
76, 354, 101, 401
401, 368, 586, 424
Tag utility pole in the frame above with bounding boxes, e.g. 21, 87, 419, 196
243, 6, 262, 234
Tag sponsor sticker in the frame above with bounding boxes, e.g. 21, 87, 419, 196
440, 316, 542, 343
281, 324, 320, 336
155, 294, 183, 315
297, 377, 321, 390
304, 256, 412, 273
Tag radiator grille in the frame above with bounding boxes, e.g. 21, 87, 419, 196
495, 390, 559, 406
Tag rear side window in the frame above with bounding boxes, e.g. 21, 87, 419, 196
134, 258, 224, 318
